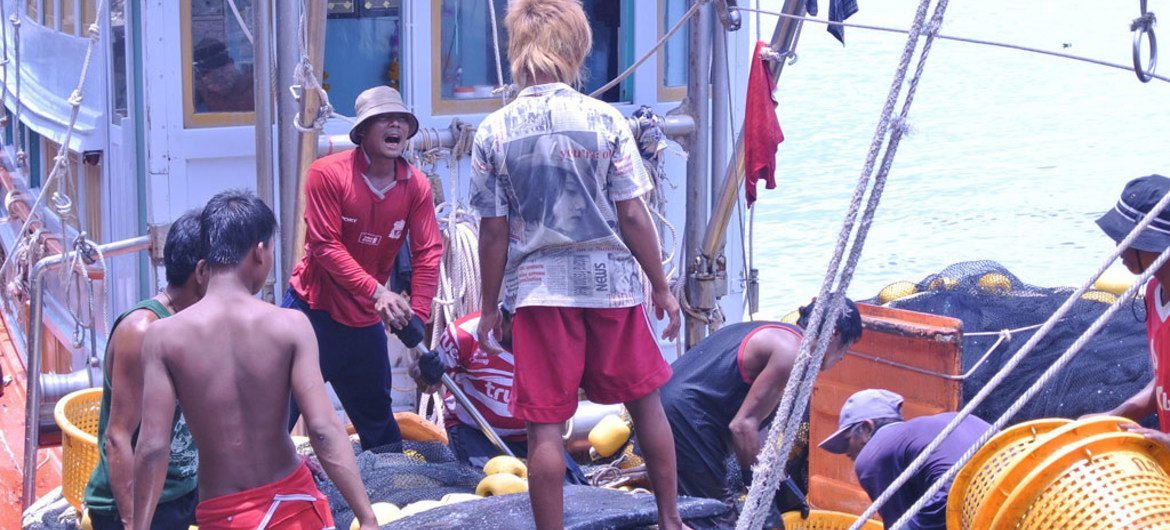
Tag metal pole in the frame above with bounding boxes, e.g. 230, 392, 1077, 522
21, 235, 151, 509
274, 0, 303, 290
684, 0, 713, 348
253, 0, 276, 299
700, 0, 806, 258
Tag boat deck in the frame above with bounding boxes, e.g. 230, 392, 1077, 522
0, 313, 62, 528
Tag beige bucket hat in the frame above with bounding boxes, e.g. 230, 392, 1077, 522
349, 86, 419, 145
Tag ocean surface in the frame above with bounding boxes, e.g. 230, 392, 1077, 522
746, 0, 1170, 316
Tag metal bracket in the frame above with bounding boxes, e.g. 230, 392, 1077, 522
714, 0, 743, 31
147, 222, 170, 266
686, 256, 718, 312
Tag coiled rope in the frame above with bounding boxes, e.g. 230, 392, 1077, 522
737, 0, 946, 526
291, 0, 333, 133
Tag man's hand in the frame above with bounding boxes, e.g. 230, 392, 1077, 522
477, 306, 505, 355
1121, 423, 1170, 449
373, 284, 413, 330
651, 286, 681, 341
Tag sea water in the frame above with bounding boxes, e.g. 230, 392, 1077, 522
749, 0, 1170, 316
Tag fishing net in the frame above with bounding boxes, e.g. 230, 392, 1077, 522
871, 260, 1154, 427
310, 440, 733, 529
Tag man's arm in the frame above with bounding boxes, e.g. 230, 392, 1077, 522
614, 197, 680, 341
405, 173, 443, 322
103, 314, 154, 527
302, 164, 380, 298
476, 216, 509, 355
286, 310, 377, 530
727, 340, 795, 470
1106, 379, 1157, 420
130, 329, 178, 530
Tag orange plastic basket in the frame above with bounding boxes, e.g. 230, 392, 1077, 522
992, 431, 1170, 530
946, 418, 1069, 530
781, 510, 882, 530
54, 387, 103, 511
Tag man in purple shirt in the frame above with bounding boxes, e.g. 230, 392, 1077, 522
819, 389, 991, 530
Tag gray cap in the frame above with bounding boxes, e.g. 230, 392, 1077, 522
349, 85, 419, 145
818, 389, 904, 454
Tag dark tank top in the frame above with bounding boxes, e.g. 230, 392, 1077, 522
659, 321, 802, 463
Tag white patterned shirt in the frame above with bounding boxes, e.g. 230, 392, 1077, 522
471, 82, 652, 309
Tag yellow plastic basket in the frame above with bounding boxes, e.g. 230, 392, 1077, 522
54, 387, 103, 511
781, 510, 882, 530
946, 418, 1069, 530
992, 431, 1170, 530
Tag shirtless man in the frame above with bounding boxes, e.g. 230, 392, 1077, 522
131, 190, 376, 530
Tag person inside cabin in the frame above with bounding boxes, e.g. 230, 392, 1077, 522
131, 190, 378, 530
1090, 174, 1170, 444
656, 297, 861, 515
83, 211, 206, 530
192, 38, 254, 113
471, 1, 687, 528
412, 306, 587, 484
284, 85, 443, 451
819, 389, 990, 530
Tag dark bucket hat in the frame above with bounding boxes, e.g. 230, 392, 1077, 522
1096, 174, 1170, 253
349, 86, 419, 145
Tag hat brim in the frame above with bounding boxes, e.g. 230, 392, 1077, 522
1096, 207, 1170, 253
818, 424, 853, 454
348, 110, 420, 146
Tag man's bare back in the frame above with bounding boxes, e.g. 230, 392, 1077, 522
132, 190, 376, 530
144, 290, 309, 499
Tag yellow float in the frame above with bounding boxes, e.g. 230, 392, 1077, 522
1093, 267, 1136, 296
483, 455, 528, 478
349, 502, 403, 529
877, 281, 918, 304
977, 273, 1012, 295
476, 473, 529, 496
589, 414, 632, 458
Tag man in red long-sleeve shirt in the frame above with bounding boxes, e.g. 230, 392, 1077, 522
285, 85, 443, 451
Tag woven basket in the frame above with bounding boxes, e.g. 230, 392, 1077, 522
54, 387, 102, 511
781, 510, 882, 530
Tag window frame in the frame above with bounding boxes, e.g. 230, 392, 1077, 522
658, 0, 687, 102
180, 0, 256, 128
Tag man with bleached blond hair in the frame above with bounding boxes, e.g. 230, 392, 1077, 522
471, 0, 688, 528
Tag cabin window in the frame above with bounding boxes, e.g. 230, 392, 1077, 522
109, 0, 127, 119
181, 0, 256, 128
321, 1, 402, 117
25, 0, 38, 24
431, 0, 631, 115
659, 0, 689, 100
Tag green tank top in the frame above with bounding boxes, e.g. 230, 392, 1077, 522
82, 298, 199, 515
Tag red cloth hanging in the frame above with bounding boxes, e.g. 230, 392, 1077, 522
744, 41, 785, 208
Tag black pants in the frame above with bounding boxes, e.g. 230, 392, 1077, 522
284, 288, 403, 450
88, 488, 198, 530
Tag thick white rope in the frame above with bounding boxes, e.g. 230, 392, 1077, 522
588, 0, 706, 99
889, 235, 1170, 529
737, 0, 942, 526
226, 0, 255, 46
734, 5, 1170, 84
485, 0, 508, 102
0, 0, 107, 285
291, 0, 332, 133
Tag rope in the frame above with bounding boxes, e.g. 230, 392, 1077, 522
0, 0, 107, 285
737, 0, 944, 525
291, 0, 333, 133
857, 157, 1170, 528
734, 5, 1170, 84
588, 0, 706, 99
888, 239, 1170, 529
485, 0, 508, 103
226, 0, 254, 46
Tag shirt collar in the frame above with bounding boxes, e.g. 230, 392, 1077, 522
517, 82, 573, 98
354, 147, 410, 181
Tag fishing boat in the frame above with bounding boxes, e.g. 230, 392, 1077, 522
0, 0, 1165, 528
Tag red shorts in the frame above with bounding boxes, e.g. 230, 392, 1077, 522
195, 459, 335, 529
511, 305, 672, 423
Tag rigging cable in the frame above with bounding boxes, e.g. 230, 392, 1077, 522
734, 5, 1170, 84
736, 0, 947, 525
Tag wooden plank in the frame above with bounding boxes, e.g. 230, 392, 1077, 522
807, 303, 962, 516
